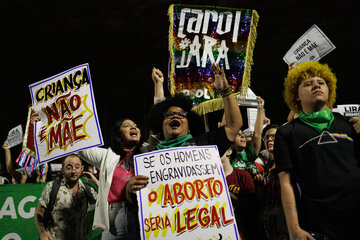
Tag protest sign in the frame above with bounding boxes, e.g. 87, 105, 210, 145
334, 104, 360, 117
134, 146, 240, 240
15, 168, 31, 177
246, 107, 267, 132
247, 108, 258, 132
168, 4, 259, 115
236, 88, 258, 107
29, 64, 103, 164
283, 24, 336, 65
6, 125, 23, 148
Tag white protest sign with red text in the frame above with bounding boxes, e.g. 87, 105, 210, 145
29, 63, 103, 163
134, 145, 240, 240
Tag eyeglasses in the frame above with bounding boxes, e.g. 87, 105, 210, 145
164, 111, 188, 119
263, 134, 275, 141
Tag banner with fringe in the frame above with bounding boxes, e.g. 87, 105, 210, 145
16, 106, 46, 175
168, 4, 259, 115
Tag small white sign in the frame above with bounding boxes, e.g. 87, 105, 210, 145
336, 104, 360, 117
6, 125, 23, 148
246, 108, 267, 132
283, 24, 336, 65
247, 108, 258, 132
49, 163, 62, 172
15, 167, 31, 177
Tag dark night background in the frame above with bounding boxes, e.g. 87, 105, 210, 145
1, 0, 359, 156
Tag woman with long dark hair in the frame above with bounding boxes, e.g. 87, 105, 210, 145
78, 118, 147, 240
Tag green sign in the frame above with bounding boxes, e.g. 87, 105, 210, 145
0, 183, 101, 240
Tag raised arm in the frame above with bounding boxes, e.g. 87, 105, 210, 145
152, 67, 165, 101
2, 140, 27, 184
77, 147, 108, 169
250, 96, 265, 156
211, 63, 242, 142
83, 170, 99, 187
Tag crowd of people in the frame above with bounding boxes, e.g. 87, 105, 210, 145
1, 61, 360, 240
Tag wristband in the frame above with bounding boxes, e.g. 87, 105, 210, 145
219, 87, 232, 98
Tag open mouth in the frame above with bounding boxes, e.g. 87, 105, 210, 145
130, 131, 138, 137
170, 120, 181, 128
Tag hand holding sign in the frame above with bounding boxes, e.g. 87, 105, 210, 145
2, 140, 10, 150
126, 175, 149, 194
30, 110, 41, 123
334, 104, 360, 134
349, 117, 360, 134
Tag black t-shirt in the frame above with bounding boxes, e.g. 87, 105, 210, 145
274, 113, 360, 239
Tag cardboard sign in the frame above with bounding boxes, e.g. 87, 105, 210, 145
245, 107, 266, 135
6, 125, 23, 148
236, 88, 258, 107
134, 146, 240, 240
29, 64, 103, 164
283, 24, 335, 65
335, 104, 360, 117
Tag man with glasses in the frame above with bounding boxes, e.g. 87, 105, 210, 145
34, 154, 97, 240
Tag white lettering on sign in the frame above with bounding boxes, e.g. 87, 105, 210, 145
176, 8, 241, 70
182, 89, 211, 100
177, 8, 241, 38
1, 233, 21, 240
0, 196, 37, 219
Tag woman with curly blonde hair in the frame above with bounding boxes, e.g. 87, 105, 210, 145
283, 61, 337, 113
274, 61, 360, 240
